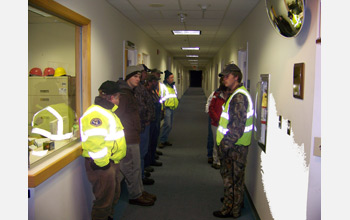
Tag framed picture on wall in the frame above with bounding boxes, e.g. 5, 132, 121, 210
293, 63, 305, 99
254, 74, 270, 153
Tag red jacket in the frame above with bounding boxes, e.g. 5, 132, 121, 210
209, 91, 226, 127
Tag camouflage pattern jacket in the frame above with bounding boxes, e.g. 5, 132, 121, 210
134, 81, 155, 132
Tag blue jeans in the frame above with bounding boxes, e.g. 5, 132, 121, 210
160, 107, 174, 143
207, 115, 214, 158
139, 124, 150, 179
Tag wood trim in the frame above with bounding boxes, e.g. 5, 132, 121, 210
28, 0, 90, 26
28, 0, 91, 187
75, 26, 82, 117
82, 23, 92, 112
28, 146, 82, 188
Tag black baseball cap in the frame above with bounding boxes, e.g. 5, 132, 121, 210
99, 80, 121, 95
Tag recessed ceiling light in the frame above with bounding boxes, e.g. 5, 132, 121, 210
182, 47, 200, 50
186, 55, 199, 57
172, 30, 201, 35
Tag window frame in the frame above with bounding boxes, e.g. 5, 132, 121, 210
28, 0, 91, 187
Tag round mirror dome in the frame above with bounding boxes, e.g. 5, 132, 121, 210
265, 0, 305, 37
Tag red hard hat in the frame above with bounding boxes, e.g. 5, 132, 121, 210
29, 67, 42, 76
44, 67, 55, 76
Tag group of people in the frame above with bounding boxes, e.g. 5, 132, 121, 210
80, 64, 178, 220
79, 62, 253, 219
206, 64, 254, 219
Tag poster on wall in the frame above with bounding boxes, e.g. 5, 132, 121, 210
254, 74, 270, 153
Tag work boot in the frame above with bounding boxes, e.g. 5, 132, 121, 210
156, 150, 163, 155
142, 191, 157, 201
151, 160, 162, 166
145, 170, 151, 178
163, 141, 172, 146
142, 177, 155, 185
145, 166, 154, 172
159, 141, 172, 148
129, 195, 154, 206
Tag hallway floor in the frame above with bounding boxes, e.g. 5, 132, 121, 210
115, 87, 258, 220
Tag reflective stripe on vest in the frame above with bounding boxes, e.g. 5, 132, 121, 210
31, 106, 73, 140
80, 106, 124, 142
216, 86, 254, 146
160, 84, 177, 104
159, 83, 167, 104
88, 147, 108, 159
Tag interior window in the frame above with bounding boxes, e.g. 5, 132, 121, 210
28, 6, 80, 167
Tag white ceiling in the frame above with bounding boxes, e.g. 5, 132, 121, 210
106, 0, 259, 70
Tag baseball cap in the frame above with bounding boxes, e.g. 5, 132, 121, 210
151, 68, 163, 74
218, 64, 241, 77
99, 80, 121, 95
146, 74, 159, 82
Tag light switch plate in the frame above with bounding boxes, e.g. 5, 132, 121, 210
287, 120, 291, 135
313, 137, 321, 157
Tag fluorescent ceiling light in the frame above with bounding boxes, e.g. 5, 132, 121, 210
182, 47, 200, 50
186, 55, 199, 57
188, 60, 198, 62
172, 30, 201, 35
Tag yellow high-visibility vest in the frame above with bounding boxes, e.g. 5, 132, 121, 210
216, 86, 254, 146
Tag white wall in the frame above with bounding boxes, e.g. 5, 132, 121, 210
204, 0, 320, 219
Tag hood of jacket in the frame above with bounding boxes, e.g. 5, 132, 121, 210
94, 96, 115, 110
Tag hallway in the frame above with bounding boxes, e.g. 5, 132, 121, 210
115, 87, 257, 220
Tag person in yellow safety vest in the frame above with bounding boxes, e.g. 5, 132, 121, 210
158, 70, 179, 148
288, 11, 301, 29
80, 80, 127, 220
213, 64, 254, 219
31, 103, 75, 140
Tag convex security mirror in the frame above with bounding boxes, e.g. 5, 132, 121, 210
265, 0, 305, 37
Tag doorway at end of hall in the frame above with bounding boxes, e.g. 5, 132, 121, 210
190, 70, 202, 87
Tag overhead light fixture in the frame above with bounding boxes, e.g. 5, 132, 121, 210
188, 60, 198, 62
186, 55, 199, 57
172, 30, 201, 35
182, 47, 200, 50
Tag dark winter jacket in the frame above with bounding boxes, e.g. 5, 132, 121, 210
115, 80, 141, 144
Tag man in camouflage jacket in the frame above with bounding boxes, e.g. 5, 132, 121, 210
214, 64, 253, 219
134, 64, 156, 185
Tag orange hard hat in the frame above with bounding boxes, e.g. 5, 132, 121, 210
44, 67, 55, 76
29, 67, 42, 76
